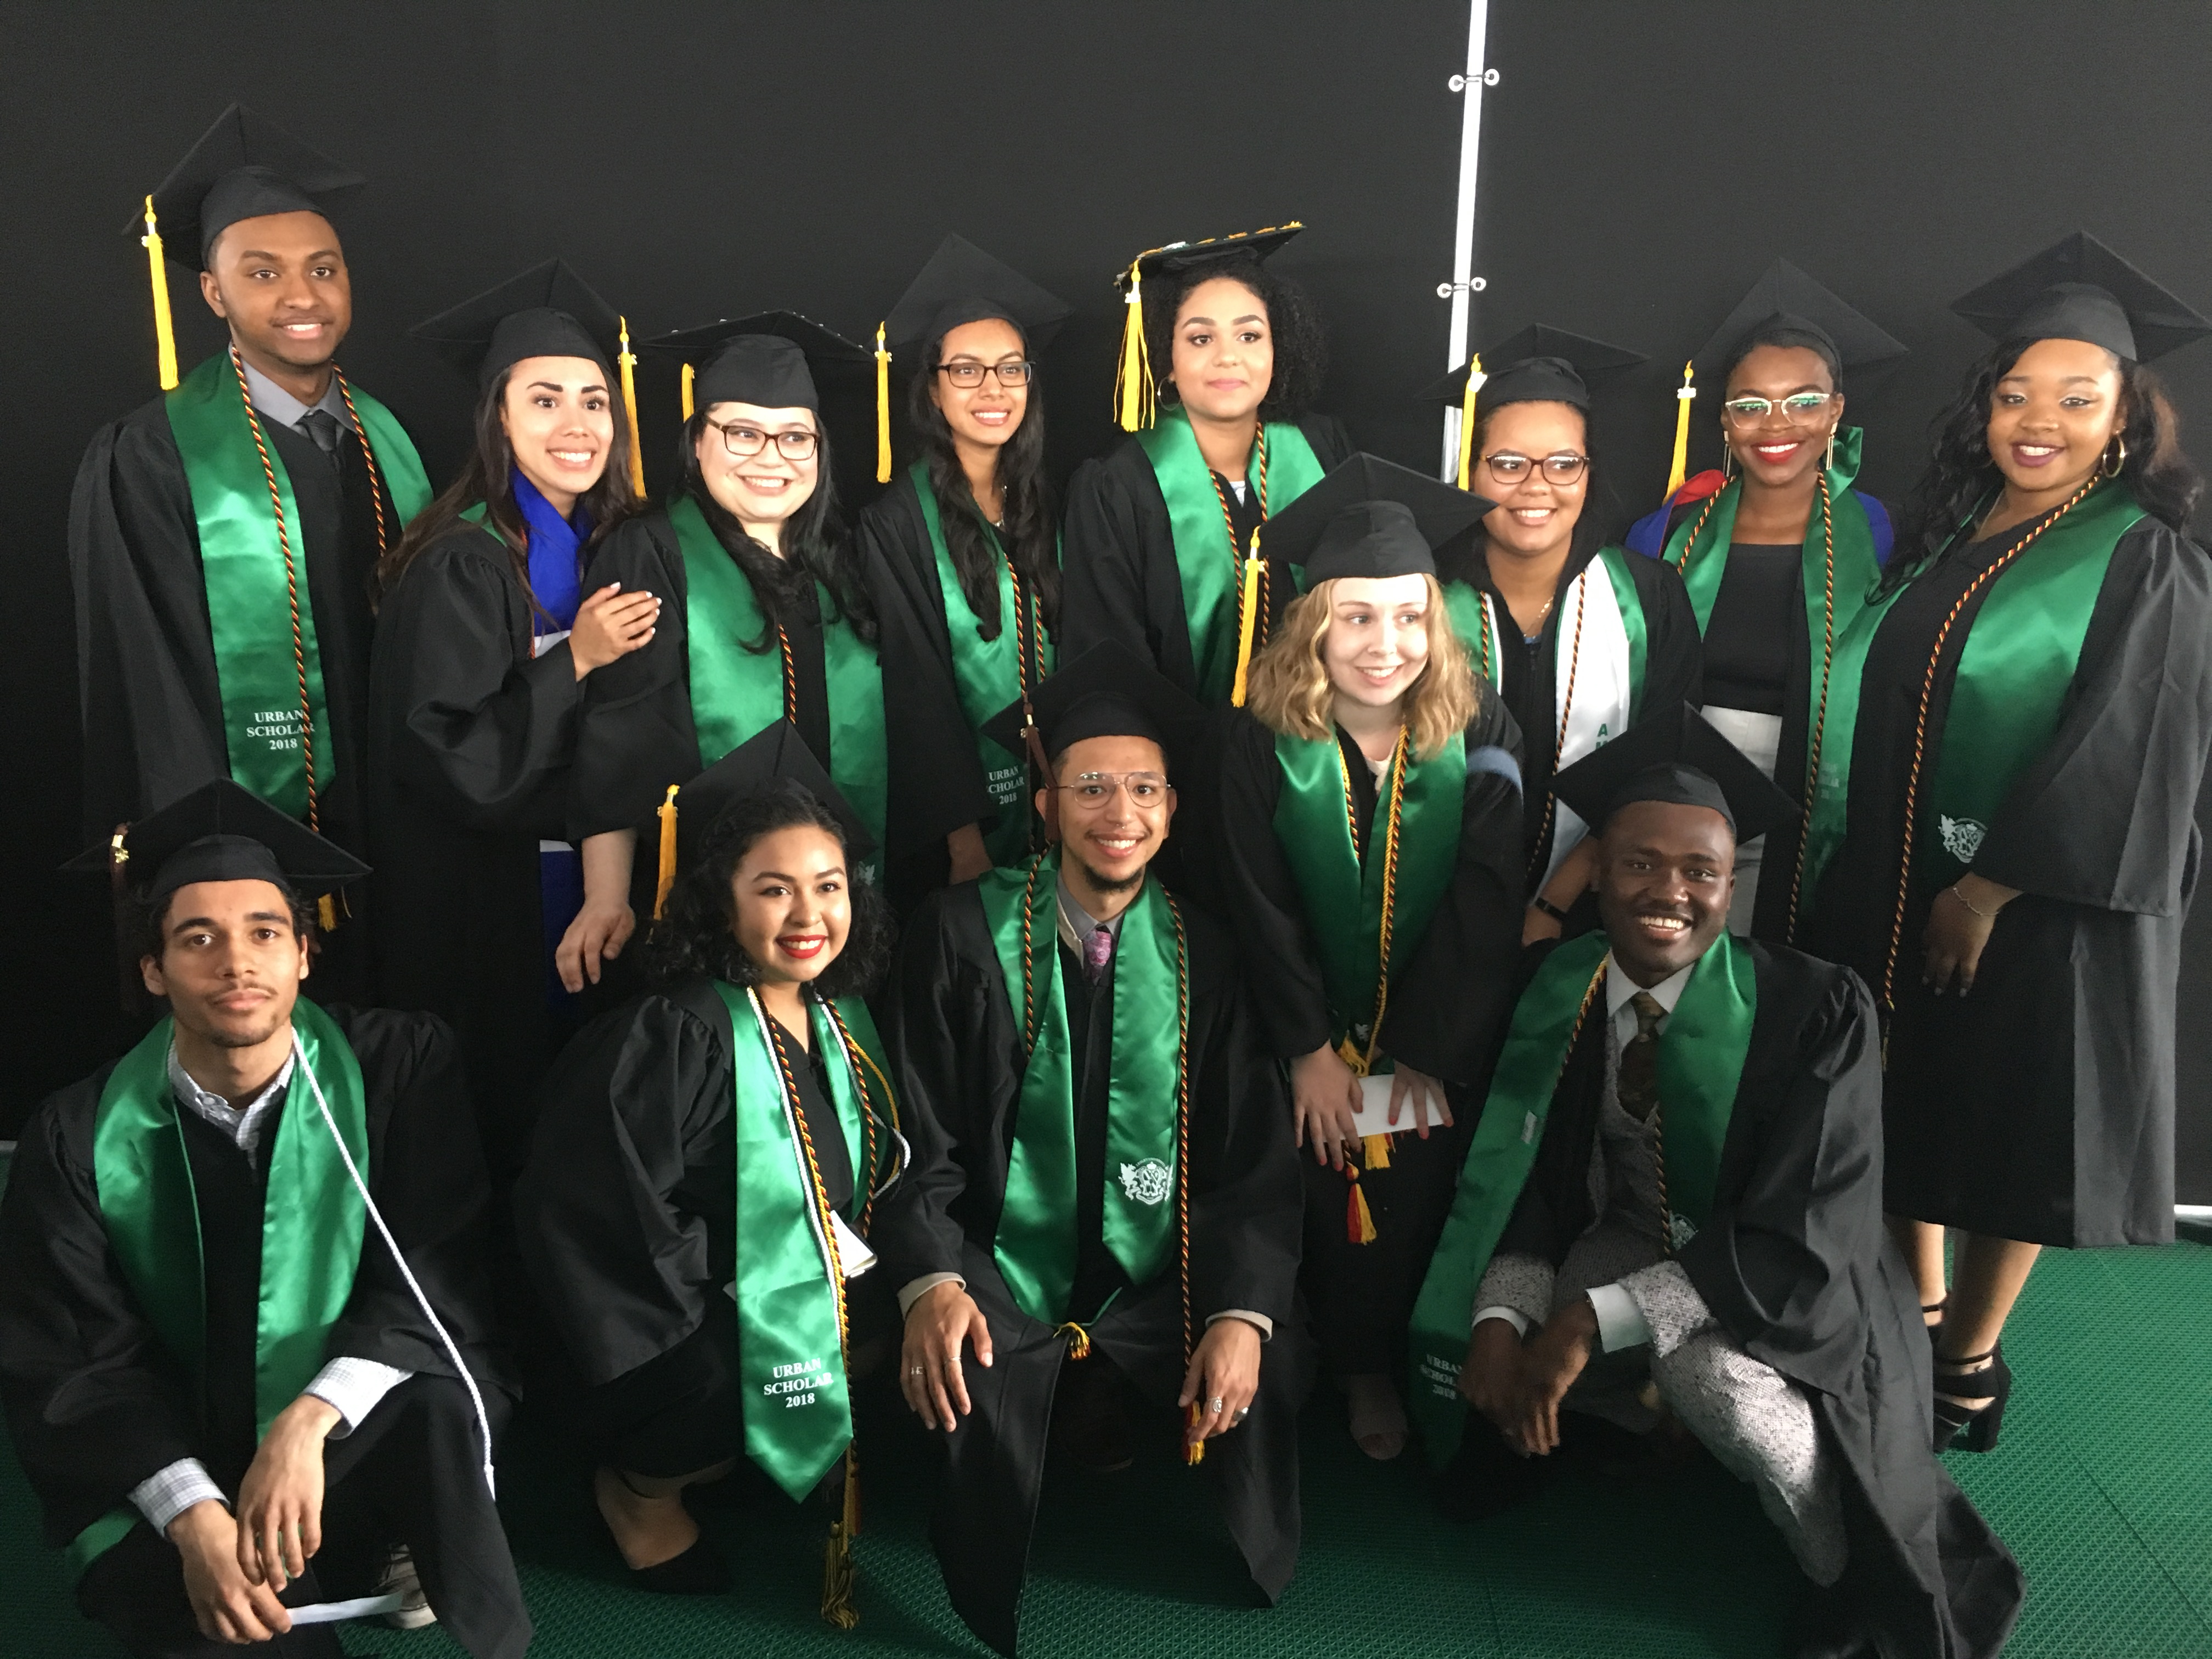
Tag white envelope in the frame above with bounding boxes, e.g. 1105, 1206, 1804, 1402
1350, 1073, 1448, 1138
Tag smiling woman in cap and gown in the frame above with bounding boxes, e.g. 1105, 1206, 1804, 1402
1809, 232, 2212, 1453
367, 260, 653, 1173
69, 104, 433, 1005
1412, 711, 2024, 1659
1, 781, 524, 1659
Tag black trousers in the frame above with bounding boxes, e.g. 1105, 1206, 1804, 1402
77, 1376, 529, 1659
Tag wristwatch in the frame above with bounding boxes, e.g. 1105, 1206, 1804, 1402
1528, 895, 1572, 923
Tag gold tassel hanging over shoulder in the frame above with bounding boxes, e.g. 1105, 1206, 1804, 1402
1454, 355, 1484, 491
1665, 360, 1697, 500
680, 362, 695, 422
1115, 260, 1155, 433
874, 323, 892, 484
142, 196, 179, 391
617, 317, 646, 499
653, 785, 680, 919
820, 1447, 861, 1629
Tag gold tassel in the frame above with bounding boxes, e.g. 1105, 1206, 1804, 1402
1183, 1402, 1207, 1466
141, 196, 178, 391
1346, 1167, 1378, 1245
652, 784, 679, 919
617, 317, 646, 499
1228, 548, 1265, 708
1666, 360, 1697, 500
1454, 354, 1484, 491
820, 1447, 860, 1629
317, 894, 338, 933
1362, 1131, 1392, 1170
874, 322, 891, 484
1056, 1322, 1093, 1361
680, 362, 695, 422
1114, 260, 1155, 433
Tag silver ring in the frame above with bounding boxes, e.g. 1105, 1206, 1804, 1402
910, 1365, 926, 1376
1233, 1407, 1250, 1423
1209, 1396, 1225, 1414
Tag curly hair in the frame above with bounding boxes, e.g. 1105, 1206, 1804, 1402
1144, 255, 1329, 423
1244, 575, 1480, 759
639, 778, 891, 997
1881, 342, 2203, 597
126, 878, 315, 966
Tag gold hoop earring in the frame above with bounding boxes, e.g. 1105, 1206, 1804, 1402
2101, 433, 2128, 479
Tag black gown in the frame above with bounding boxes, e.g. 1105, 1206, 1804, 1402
368, 522, 589, 1170
69, 393, 403, 1002
1811, 514, 2212, 1246
1209, 700, 1526, 1376
572, 509, 988, 915
0, 1006, 526, 1659
1475, 943, 2023, 1659
875, 881, 1309, 1657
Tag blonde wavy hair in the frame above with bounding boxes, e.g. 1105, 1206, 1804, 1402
1244, 574, 1479, 759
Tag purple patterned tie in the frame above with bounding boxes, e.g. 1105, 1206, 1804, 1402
1083, 924, 1114, 985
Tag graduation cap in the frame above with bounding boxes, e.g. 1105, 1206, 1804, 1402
1421, 326, 1647, 493
980, 641, 1203, 780
134, 103, 364, 272
1693, 259, 1906, 386
1257, 453, 1496, 585
652, 722, 874, 919
885, 234, 1071, 357
1550, 703, 1796, 846
1110, 222, 1306, 433
411, 258, 623, 387
66, 778, 369, 908
1951, 230, 2212, 364
646, 312, 870, 425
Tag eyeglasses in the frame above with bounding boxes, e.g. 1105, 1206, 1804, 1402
1483, 451, 1590, 485
708, 420, 819, 460
1721, 392, 1835, 427
936, 361, 1035, 389
1056, 771, 1171, 808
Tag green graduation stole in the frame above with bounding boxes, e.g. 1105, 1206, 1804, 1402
668, 496, 889, 856
977, 852, 1189, 1325
1442, 578, 1498, 690
1270, 725, 1465, 1069
168, 351, 431, 819
1407, 931, 1756, 1464
711, 983, 897, 1502
1661, 429, 1894, 926
1136, 407, 1326, 704
911, 464, 1055, 865
69, 1000, 370, 1578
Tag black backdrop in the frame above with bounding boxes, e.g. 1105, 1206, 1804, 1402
5, 0, 2210, 1199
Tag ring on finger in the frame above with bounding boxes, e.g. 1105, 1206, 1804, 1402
1233, 1407, 1250, 1423
1208, 1396, 1225, 1414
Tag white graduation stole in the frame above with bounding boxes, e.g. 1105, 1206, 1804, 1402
1542, 558, 1636, 887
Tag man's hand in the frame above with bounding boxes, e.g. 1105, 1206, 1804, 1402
1923, 873, 2018, 996
1386, 1063, 1453, 1137
1509, 1299, 1598, 1457
233, 1394, 339, 1591
900, 1281, 992, 1431
1178, 1317, 1263, 1449
1291, 1044, 1362, 1170
171, 1499, 293, 1644
1455, 1316, 1527, 1436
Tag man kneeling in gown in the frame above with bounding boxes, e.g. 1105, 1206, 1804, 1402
1410, 708, 2024, 1659
0, 782, 526, 1659
876, 642, 1310, 1656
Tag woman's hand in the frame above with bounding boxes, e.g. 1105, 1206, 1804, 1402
900, 1281, 992, 1431
1522, 839, 1597, 945
1291, 1044, 1363, 1171
556, 831, 637, 993
1922, 873, 2019, 995
569, 583, 661, 679
1178, 1317, 1263, 1450
1386, 1063, 1452, 1137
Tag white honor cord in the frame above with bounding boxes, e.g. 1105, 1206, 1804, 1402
294, 1035, 498, 1500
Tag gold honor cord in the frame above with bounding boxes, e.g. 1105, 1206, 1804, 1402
1525, 568, 1593, 891
1781, 470, 1839, 942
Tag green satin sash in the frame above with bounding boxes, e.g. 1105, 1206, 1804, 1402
911, 465, 1055, 865
669, 497, 889, 855
713, 984, 895, 1502
1917, 481, 2143, 889
70, 1000, 369, 1578
978, 853, 1187, 1324
1408, 931, 1755, 1464
1136, 409, 1326, 704
167, 354, 430, 817
1270, 727, 1465, 1065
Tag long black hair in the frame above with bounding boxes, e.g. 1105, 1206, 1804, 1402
376, 363, 640, 608
1881, 342, 2202, 597
675, 413, 879, 648
640, 777, 891, 997
906, 330, 1060, 635
1143, 254, 1329, 423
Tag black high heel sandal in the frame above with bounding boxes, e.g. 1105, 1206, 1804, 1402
602, 1470, 732, 1595
1932, 1343, 2011, 1453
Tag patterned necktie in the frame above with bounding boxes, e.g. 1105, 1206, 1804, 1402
1616, 991, 1667, 1121
1082, 924, 1115, 985
300, 408, 344, 466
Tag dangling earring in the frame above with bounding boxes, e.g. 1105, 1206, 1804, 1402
2101, 433, 2129, 479
1720, 436, 1736, 483
1825, 429, 1837, 473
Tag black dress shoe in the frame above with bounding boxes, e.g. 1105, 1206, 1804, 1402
629, 1535, 732, 1595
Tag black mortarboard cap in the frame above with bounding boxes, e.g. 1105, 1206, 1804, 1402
1256, 453, 1495, 583
65, 778, 369, 905
1420, 325, 1647, 411
647, 312, 869, 412
980, 641, 1203, 769
1551, 703, 1796, 845
135, 104, 364, 270
886, 234, 1071, 356
669, 723, 874, 883
1693, 259, 1907, 387
1950, 230, 2212, 364
411, 258, 620, 389
1116, 223, 1304, 290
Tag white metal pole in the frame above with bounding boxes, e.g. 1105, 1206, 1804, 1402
1439, 0, 1493, 481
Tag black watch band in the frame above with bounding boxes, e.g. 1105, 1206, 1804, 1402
1528, 895, 1571, 923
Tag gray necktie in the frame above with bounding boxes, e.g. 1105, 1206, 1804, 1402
300, 408, 344, 465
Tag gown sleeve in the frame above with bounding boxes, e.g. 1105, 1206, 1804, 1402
1633, 551, 1706, 716
1968, 521, 2212, 916
1058, 454, 1155, 665
1206, 713, 1333, 1060
571, 517, 695, 839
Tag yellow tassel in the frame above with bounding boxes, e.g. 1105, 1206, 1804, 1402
1362, 1131, 1392, 1170
680, 362, 695, 422
819, 1448, 860, 1629
652, 784, 680, 919
874, 321, 892, 484
1335, 1032, 1368, 1075
1666, 360, 1697, 501
1056, 1322, 1093, 1361
617, 317, 646, 500
1184, 1402, 1207, 1466
1348, 1170, 1378, 1245
1454, 354, 1484, 491
1228, 549, 1264, 707
1114, 261, 1155, 433
317, 894, 338, 933
141, 196, 178, 391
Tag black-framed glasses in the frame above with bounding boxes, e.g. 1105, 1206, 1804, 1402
1483, 450, 1590, 485
936, 361, 1035, 388
1722, 391, 1834, 426
1056, 770, 1171, 808
709, 420, 819, 460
